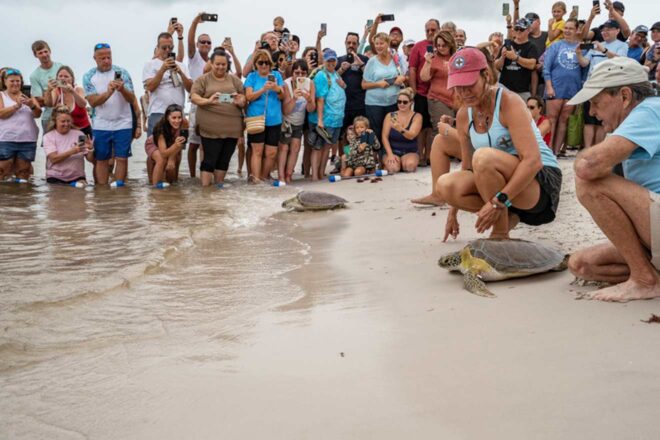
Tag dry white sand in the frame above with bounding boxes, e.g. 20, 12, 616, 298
125, 161, 660, 439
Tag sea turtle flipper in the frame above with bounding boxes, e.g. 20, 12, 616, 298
464, 272, 496, 298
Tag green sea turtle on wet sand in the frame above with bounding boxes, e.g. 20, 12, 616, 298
282, 191, 348, 212
438, 238, 569, 298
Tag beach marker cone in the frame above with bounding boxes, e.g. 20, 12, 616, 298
14, 178, 28, 184
272, 180, 286, 187
375, 170, 388, 177
328, 175, 342, 182
110, 180, 125, 188
70, 181, 86, 188
154, 181, 170, 189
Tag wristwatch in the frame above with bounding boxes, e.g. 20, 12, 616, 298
602, 47, 608, 54
496, 192, 512, 208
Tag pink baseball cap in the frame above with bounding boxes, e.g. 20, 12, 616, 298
447, 48, 488, 89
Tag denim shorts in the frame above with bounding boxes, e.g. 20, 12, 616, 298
92, 129, 133, 161
307, 124, 341, 150
0, 141, 37, 162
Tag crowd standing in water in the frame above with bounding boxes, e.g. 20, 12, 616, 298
1, 0, 659, 301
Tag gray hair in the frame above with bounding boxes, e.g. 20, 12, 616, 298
441, 21, 457, 32
603, 82, 655, 103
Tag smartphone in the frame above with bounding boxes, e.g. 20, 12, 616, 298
504, 39, 513, 50
381, 14, 395, 22
260, 41, 270, 50
347, 53, 354, 63
267, 74, 276, 82
114, 71, 122, 81
78, 135, 86, 147
179, 129, 189, 141
56, 80, 67, 88
170, 17, 177, 25
580, 42, 594, 50
218, 93, 234, 103
367, 19, 374, 27
360, 132, 375, 144
385, 77, 396, 86
296, 77, 309, 89
310, 51, 318, 62
201, 13, 218, 22
320, 23, 327, 33
592, 0, 600, 13
21, 85, 31, 97
502, 3, 510, 16
167, 52, 176, 60
282, 33, 290, 44
572, 5, 579, 15
426, 45, 434, 53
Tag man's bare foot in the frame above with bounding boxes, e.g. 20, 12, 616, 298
591, 278, 660, 302
411, 194, 446, 206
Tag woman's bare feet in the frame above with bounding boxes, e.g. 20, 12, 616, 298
590, 277, 660, 302
411, 194, 446, 206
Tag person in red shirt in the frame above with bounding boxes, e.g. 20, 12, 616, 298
408, 18, 440, 166
527, 96, 551, 146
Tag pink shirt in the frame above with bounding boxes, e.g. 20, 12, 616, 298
408, 40, 432, 97
0, 92, 39, 142
427, 54, 454, 107
43, 129, 86, 181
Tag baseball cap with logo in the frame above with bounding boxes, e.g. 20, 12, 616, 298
514, 18, 531, 30
447, 47, 488, 89
567, 57, 648, 105
323, 49, 338, 61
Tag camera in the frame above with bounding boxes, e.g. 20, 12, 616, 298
218, 93, 234, 103
201, 13, 218, 22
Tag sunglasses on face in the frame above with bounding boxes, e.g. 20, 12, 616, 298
527, 105, 537, 110
160, 45, 173, 50
278, 58, 286, 63
94, 43, 111, 50
514, 27, 525, 32
256, 60, 270, 66
198, 40, 212, 45
397, 99, 410, 105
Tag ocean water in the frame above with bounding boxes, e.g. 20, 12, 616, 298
0, 140, 312, 438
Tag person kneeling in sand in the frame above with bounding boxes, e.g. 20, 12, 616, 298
438, 47, 562, 240
567, 57, 660, 302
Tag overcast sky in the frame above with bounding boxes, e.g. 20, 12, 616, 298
3, 0, 658, 97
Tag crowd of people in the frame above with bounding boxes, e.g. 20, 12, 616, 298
1, 1, 659, 301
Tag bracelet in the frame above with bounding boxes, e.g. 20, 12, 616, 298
178, 36, 184, 40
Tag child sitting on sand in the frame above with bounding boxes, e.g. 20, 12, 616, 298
341, 116, 380, 177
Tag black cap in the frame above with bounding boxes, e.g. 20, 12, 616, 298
652, 22, 660, 31
612, 1, 625, 13
524, 12, 540, 21
514, 18, 531, 30
602, 19, 620, 29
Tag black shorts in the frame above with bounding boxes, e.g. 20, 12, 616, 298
509, 166, 562, 226
279, 124, 304, 144
582, 101, 602, 126
247, 125, 280, 146
47, 176, 86, 184
413, 94, 432, 129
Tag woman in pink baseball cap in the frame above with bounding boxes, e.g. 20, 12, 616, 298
437, 47, 562, 241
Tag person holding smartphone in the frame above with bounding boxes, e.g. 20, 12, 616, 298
43, 106, 94, 186
191, 50, 246, 187
28, 40, 62, 133
144, 104, 188, 188
244, 50, 285, 183
642, 22, 660, 80
0, 68, 41, 182
361, 32, 406, 145
44, 66, 91, 136
337, 32, 369, 148
420, 30, 457, 137
84, 43, 138, 186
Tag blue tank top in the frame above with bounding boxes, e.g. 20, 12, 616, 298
388, 112, 419, 154
468, 88, 559, 168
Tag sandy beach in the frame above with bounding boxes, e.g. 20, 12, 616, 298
2, 158, 660, 439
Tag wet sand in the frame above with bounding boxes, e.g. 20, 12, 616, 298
3, 159, 660, 439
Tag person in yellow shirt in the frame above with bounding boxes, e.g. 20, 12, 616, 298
546, 1, 567, 47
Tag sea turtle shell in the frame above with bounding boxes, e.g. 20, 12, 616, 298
468, 238, 567, 274
282, 191, 347, 211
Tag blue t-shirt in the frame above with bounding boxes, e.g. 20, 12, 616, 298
244, 71, 284, 126
542, 40, 581, 99
363, 57, 400, 106
613, 97, 660, 193
627, 46, 644, 63
585, 40, 628, 76
308, 69, 346, 128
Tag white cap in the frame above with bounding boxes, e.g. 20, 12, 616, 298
567, 57, 649, 105
403, 39, 415, 47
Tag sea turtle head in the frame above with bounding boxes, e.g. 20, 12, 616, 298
438, 251, 462, 270
282, 196, 303, 211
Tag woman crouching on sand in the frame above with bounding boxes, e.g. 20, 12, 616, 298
438, 47, 562, 240
145, 104, 188, 188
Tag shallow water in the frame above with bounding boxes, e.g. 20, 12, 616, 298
0, 140, 311, 438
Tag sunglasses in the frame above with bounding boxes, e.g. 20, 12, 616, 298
527, 105, 537, 110
160, 45, 174, 50
278, 58, 286, 63
256, 60, 270, 66
198, 40, 212, 45
5, 68, 21, 76
94, 43, 111, 50
514, 27, 526, 32
397, 99, 410, 105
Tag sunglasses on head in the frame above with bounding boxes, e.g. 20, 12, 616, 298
397, 99, 410, 105
94, 43, 111, 51
5, 68, 21, 76
256, 60, 270, 66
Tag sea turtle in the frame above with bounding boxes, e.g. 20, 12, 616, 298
438, 238, 569, 298
282, 191, 348, 212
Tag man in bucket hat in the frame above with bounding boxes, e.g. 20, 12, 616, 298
567, 57, 660, 302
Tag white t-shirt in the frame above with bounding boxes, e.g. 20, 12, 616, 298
142, 58, 189, 115
187, 51, 207, 81
82, 65, 134, 131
